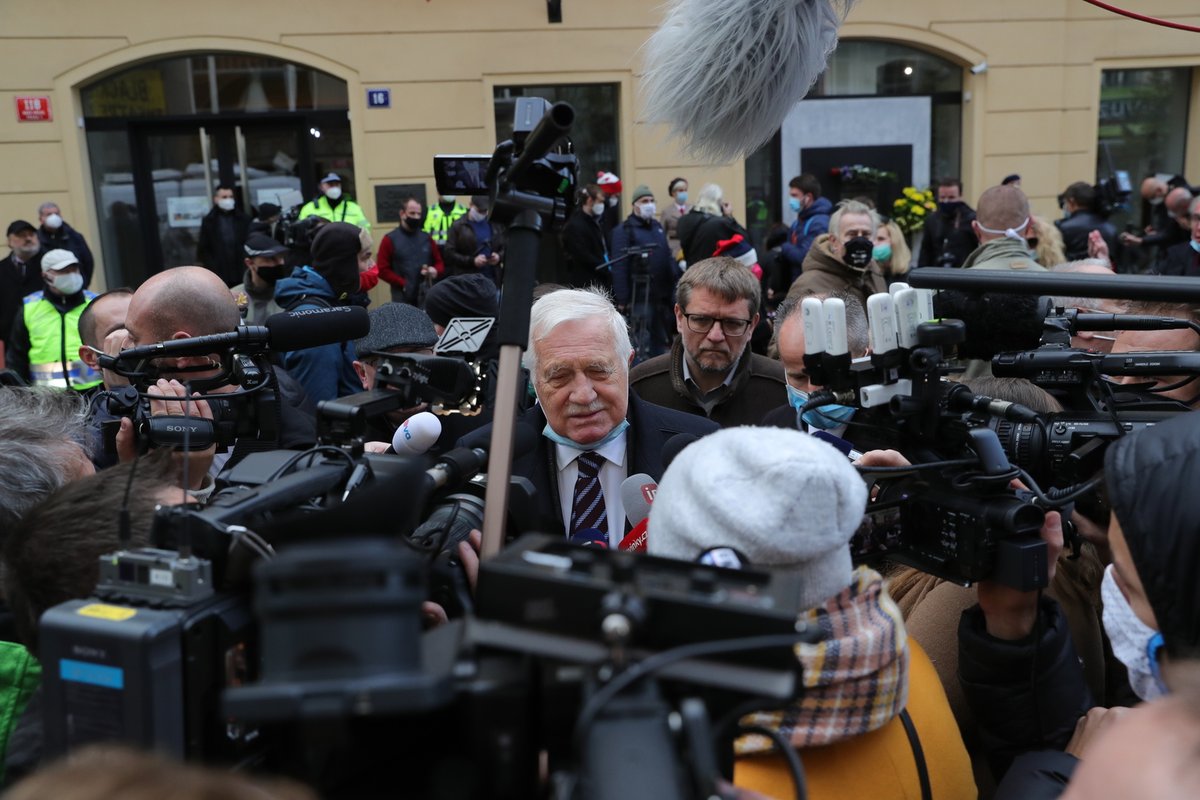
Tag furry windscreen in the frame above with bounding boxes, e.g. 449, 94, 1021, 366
640, 0, 857, 164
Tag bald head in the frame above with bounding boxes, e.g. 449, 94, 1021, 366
125, 266, 241, 346
1142, 177, 1168, 203
975, 185, 1031, 234
1167, 187, 1193, 217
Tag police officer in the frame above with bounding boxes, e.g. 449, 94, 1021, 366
299, 172, 370, 231
7, 249, 99, 391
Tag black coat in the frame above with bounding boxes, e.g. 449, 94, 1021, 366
676, 210, 748, 267
1055, 210, 1118, 262
38, 222, 95, 288
458, 392, 717, 539
610, 214, 678, 306
561, 209, 609, 288
0, 253, 46, 355
918, 205, 979, 268
196, 208, 252, 287
443, 215, 506, 279
1159, 240, 1200, 276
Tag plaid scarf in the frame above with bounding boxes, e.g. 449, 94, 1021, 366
737, 566, 909, 753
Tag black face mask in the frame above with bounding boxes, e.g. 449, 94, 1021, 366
403, 216, 422, 229
842, 236, 874, 268
257, 266, 285, 283
938, 201, 965, 216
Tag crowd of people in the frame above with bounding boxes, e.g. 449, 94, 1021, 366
0, 166, 1198, 799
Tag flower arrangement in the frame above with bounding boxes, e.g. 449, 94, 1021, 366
892, 186, 937, 235
829, 164, 898, 185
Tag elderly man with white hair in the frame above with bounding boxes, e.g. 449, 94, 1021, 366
459, 287, 716, 547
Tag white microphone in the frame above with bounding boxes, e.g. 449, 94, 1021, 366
391, 411, 443, 455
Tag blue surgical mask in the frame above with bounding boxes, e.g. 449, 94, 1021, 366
789, 197, 802, 213
676, 191, 688, 204
543, 419, 630, 451
786, 384, 855, 430
872, 243, 892, 263
1189, 240, 1200, 255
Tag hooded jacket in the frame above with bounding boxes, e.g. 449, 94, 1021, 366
273, 267, 361, 404
780, 196, 833, 280
961, 236, 1047, 273
785, 233, 888, 308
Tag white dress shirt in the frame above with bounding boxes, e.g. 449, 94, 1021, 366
553, 429, 629, 547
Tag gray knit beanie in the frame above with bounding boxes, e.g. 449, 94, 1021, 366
647, 426, 867, 609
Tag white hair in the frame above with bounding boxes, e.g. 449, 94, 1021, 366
692, 184, 725, 216
523, 287, 632, 376
640, 0, 856, 163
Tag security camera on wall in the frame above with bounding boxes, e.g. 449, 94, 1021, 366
970, 61, 988, 75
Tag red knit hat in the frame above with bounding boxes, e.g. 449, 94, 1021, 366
596, 171, 622, 196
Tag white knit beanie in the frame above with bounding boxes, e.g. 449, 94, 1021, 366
647, 426, 867, 609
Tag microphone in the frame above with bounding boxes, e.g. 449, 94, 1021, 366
944, 384, 1041, 424
810, 429, 863, 461
569, 528, 609, 549
933, 291, 1051, 360
662, 433, 700, 470
618, 473, 657, 553
391, 411, 443, 455
641, 0, 854, 162
102, 306, 370, 366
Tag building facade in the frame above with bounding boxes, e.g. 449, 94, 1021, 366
2, 0, 1198, 290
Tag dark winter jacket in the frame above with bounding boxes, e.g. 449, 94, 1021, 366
676, 210, 749, 267
0, 253, 45, 354
919, 203, 978, 268
785, 234, 888, 308
780, 196, 832, 281
1160, 240, 1200, 277
273, 267, 361, 404
958, 596, 1094, 781
1055, 210, 1118, 262
38, 222, 95, 288
629, 336, 785, 428
443, 215, 505, 279
196, 207, 252, 287
610, 214, 679, 306
561, 210, 610, 288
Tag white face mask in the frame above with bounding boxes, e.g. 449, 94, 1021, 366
468, 208, 486, 223
591, 201, 606, 217
637, 202, 657, 220
325, 186, 343, 201
217, 197, 236, 212
1101, 564, 1167, 701
49, 271, 83, 296
43, 213, 63, 230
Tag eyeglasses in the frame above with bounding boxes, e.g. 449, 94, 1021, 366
682, 313, 752, 337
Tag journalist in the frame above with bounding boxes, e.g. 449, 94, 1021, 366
647, 426, 976, 799
611, 184, 678, 359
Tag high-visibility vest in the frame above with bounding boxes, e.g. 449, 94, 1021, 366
22, 291, 101, 390
298, 195, 371, 231
423, 203, 466, 245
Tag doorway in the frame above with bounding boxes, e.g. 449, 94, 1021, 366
80, 54, 354, 288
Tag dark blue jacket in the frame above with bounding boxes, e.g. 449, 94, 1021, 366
610, 214, 679, 306
459, 392, 718, 539
781, 196, 832, 281
38, 222, 95, 289
273, 267, 361, 404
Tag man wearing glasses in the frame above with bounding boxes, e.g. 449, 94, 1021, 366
630, 257, 784, 427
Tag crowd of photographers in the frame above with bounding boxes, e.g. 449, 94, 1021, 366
0, 168, 1197, 799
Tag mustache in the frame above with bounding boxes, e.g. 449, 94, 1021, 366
565, 401, 606, 416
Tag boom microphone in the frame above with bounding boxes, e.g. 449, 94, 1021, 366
104, 306, 370, 365
641, 0, 856, 162
933, 291, 1051, 360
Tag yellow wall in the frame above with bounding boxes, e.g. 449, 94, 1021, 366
1, 0, 1198, 289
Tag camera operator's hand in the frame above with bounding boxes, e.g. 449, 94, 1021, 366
1087, 230, 1110, 264
116, 379, 216, 491
419, 529, 482, 630
976, 480, 1064, 641
487, 253, 500, 266
1066, 705, 1129, 759
473, 254, 488, 268
363, 440, 391, 454
100, 327, 132, 388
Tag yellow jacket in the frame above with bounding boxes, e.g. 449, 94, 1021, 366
734, 641, 975, 800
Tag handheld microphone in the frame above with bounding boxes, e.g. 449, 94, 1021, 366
391, 411, 443, 455
619, 473, 657, 553
661, 433, 700, 470
101, 305, 371, 366
569, 528, 609, 549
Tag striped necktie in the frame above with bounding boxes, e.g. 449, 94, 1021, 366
570, 452, 608, 536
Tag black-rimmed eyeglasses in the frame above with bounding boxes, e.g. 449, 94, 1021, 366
682, 313, 752, 337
